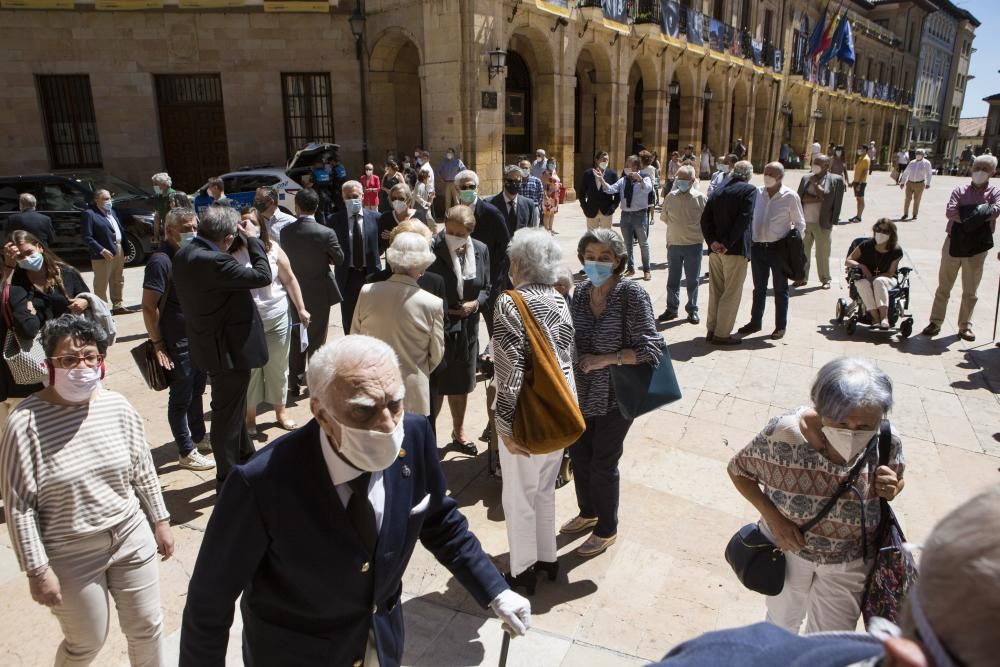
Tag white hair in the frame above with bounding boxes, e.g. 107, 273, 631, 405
18, 193, 36, 211
307, 335, 400, 410
973, 154, 997, 171
342, 179, 363, 195
509, 228, 563, 286
675, 165, 697, 180
454, 169, 479, 188
552, 264, 574, 293
152, 172, 172, 187
387, 232, 435, 274
732, 160, 754, 181
810, 357, 893, 422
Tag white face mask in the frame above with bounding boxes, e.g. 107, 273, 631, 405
327, 412, 404, 472
598, 161, 609, 170
763, 176, 778, 189
391, 200, 409, 214
971, 171, 990, 186
810, 165, 823, 175
49, 366, 103, 403
875, 232, 890, 245
822, 425, 877, 463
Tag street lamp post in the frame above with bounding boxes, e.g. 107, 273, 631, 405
349, 1, 369, 164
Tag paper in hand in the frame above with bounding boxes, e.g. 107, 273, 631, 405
296, 322, 309, 353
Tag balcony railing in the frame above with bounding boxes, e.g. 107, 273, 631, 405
629, 0, 661, 25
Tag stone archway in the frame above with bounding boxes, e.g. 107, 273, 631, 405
703, 68, 729, 172
729, 76, 752, 159
504, 50, 532, 159
368, 29, 424, 165
573, 44, 614, 182
505, 28, 556, 167
668, 60, 701, 156
752, 77, 776, 169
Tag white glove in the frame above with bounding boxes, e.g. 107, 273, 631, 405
489, 589, 531, 637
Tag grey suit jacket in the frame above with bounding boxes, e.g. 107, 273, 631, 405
279, 216, 345, 308
797, 173, 846, 230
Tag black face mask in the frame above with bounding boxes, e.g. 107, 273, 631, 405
504, 180, 520, 195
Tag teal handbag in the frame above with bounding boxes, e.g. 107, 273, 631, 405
608, 289, 681, 419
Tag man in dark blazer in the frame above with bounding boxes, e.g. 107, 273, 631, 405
6, 193, 55, 246
330, 180, 382, 333
578, 150, 620, 231
81, 189, 128, 313
487, 165, 539, 238
173, 205, 272, 484
179, 335, 530, 666
280, 189, 344, 396
795, 153, 846, 289
454, 169, 509, 338
700, 160, 757, 346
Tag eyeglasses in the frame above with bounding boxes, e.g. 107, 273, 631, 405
49, 354, 104, 369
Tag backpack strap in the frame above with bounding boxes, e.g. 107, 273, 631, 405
800, 429, 881, 534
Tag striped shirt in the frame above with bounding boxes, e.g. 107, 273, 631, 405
492, 284, 577, 440
570, 279, 662, 418
0, 390, 170, 573
728, 408, 905, 564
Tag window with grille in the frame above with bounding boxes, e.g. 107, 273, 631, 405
36, 75, 103, 169
281, 73, 335, 156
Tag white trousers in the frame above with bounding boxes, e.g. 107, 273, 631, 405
854, 276, 896, 312
499, 439, 563, 577
764, 545, 870, 633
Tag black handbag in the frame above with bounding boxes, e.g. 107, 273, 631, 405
131, 340, 170, 391
725, 428, 882, 595
608, 287, 682, 419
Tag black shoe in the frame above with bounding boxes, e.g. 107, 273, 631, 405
535, 560, 559, 581
287, 386, 301, 398
900, 214, 909, 221
479, 426, 491, 443
451, 437, 478, 456
737, 322, 762, 335
504, 569, 537, 596
657, 310, 678, 322
687, 313, 700, 325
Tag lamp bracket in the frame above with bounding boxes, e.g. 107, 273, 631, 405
578, 19, 590, 39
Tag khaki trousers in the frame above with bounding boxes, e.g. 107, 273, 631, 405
443, 182, 459, 210
47, 512, 164, 666
586, 212, 614, 231
706, 252, 749, 338
802, 223, 832, 283
929, 239, 988, 328
903, 181, 926, 217
90, 243, 125, 308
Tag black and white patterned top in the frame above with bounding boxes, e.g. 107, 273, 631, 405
571, 279, 662, 418
492, 284, 577, 441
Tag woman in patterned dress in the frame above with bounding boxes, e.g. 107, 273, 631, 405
728, 357, 905, 633
541, 164, 560, 234
492, 228, 576, 595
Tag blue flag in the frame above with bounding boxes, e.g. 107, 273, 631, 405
820, 13, 846, 67
806, 6, 828, 58
837, 17, 855, 65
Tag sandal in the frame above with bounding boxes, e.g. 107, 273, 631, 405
450, 434, 478, 456
276, 418, 298, 431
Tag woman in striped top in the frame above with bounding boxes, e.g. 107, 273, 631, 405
561, 229, 662, 558
0, 314, 173, 665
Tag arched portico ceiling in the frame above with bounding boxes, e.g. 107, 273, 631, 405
369, 26, 424, 72
506, 21, 557, 76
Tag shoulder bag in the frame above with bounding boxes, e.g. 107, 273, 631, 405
608, 284, 681, 419
860, 423, 917, 626
506, 290, 585, 454
725, 428, 882, 596
2, 284, 48, 386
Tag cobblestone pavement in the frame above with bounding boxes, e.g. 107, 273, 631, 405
1, 170, 998, 666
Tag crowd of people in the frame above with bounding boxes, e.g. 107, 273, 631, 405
0, 138, 997, 667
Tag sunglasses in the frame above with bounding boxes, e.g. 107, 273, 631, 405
458, 184, 478, 191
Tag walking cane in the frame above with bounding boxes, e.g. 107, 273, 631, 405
993, 274, 1000, 341
498, 630, 511, 667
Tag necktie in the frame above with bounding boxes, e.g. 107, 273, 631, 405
624, 176, 635, 208
507, 200, 516, 231
346, 473, 377, 554
352, 214, 364, 269
458, 246, 468, 273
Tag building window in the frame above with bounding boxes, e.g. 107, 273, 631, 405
281, 73, 335, 157
36, 74, 102, 169
763, 9, 773, 44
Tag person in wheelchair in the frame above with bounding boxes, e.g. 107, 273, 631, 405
844, 219, 905, 330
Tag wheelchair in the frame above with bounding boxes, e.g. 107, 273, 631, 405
834, 237, 915, 338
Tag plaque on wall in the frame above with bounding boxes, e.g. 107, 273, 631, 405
263, 0, 329, 12
96, 0, 163, 9
0, 0, 73, 8
481, 91, 498, 110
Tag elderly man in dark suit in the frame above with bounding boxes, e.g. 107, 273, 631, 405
578, 150, 620, 231
173, 205, 272, 485
700, 160, 757, 346
454, 169, 509, 338
179, 335, 530, 666
487, 165, 539, 237
5, 193, 55, 246
281, 188, 344, 396
795, 153, 846, 289
330, 180, 381, 333
81, 188, 128, 313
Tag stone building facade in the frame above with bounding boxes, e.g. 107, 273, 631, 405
0, 0, 927, 197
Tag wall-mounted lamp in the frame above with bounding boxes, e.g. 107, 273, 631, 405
703, 88, 714, 102
812, 108, 825, 119
781, 102, 793, 115
668, 80, 680, 97
551, 16, 569, 32
488, 48, 508, 82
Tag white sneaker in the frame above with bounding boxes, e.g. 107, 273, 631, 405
179, 450, 215, 471
879, 319, 890, 330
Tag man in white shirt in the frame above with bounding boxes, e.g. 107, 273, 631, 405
738, 162, 806, 340
707, 154, 737, 197
898, 149, 932, 220
598, 155, 654, 280
253, 186, 296, 241
895, 148, 909, 184
531, 149, 548, 180
417, 150, 435, 209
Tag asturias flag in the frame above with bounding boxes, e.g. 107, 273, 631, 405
817, 10, 838, 60
820, 13, 847, 66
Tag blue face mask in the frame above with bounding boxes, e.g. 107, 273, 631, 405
346, 198, 363, 215
102, 199, 113, 212
676, 180, 692, 193
17, 253, 44, 272
583, 260, 614, 287
179, 232, 196, 248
